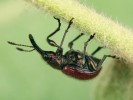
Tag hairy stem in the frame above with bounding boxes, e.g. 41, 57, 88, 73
25, 0, 133, 64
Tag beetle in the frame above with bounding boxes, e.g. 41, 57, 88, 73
8, 17, 118, 80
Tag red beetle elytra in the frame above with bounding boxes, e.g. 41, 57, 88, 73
8, 17, 118, 80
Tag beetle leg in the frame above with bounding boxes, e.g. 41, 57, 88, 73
68, 33, 84, 50
91, 46, 104, 56
47, 17, 61, 47
83, 33, 95, 58
97, 55, 119, 68
59, 18, 74, 48
56, 18, 74, 56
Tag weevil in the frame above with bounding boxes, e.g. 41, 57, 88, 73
8, 17, 118, 80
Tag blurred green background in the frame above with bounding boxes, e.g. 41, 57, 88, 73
0, 0, 133, 100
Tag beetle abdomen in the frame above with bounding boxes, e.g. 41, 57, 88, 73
63, 65, 102, 80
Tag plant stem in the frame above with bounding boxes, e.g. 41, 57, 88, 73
26, 0, 133, 64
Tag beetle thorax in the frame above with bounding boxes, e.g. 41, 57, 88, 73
42, 51, 63, 69
65, 50, 85, 67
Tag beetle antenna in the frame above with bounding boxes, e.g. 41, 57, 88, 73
7, 41, 35, 52
16, 47, 35, 52
7, 41, 33, 48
